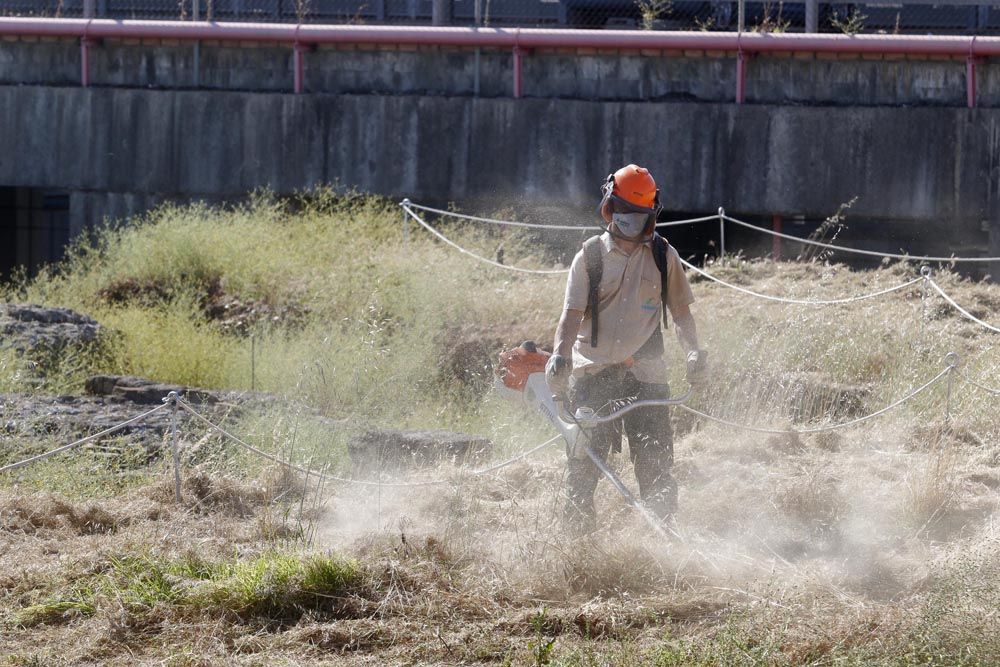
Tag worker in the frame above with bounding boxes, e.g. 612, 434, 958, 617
545, 164, 707, 534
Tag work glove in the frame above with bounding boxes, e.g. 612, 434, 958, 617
545, 353, 572, 398
685, 350, 709, 387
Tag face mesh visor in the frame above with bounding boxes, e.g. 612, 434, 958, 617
608, 194, 657, 217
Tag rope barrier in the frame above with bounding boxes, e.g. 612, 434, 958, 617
404, 200, 1000, 264
955, 369, 1000, 396
404, 202, 594, 231
0, 403, 169, 475
179, 398, 562, 487
404, 207, 1000, 332
723, 214, 1000, 264
678, 367, 950, 435
680, 258, 923, 305
402, 206, 568, 275
403, 201, 718, 231
926, 278, 1000, 334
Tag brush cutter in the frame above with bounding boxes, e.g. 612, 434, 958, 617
494, 341, 701, 538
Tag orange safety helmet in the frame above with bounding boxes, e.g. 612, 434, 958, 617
598, 164, 662, 229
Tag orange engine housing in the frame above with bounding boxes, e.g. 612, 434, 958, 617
496, 344, 551, 391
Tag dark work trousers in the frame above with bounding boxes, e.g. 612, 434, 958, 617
565, 366, 676, 533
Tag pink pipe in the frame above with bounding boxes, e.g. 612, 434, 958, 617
5, 18, 1000, 57
80, 36, 91, 86
294, 42, 306, 94
513, 46, 523, 98
735, 50, 746, 104
967, 57, 977, 108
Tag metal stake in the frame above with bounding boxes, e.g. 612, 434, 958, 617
944, 352, 959, 422
920, 266, 931, 337
167, 391, 182, 503
251, 334, 256, 392
401, 198, 411, 249
193, 0, 201, 89
717, 207, 726, 262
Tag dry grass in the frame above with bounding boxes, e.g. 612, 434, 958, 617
2, 198, 1000, 663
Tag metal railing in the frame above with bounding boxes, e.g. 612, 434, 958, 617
7, 0, 1000, 34
0, 17, 997, 104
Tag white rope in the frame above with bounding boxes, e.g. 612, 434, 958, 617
680, 258, 923, 305
403, 206, 569, 275
927, 279, 1000, 334
404, 202, 593, 231
956, 369, 1000, 396
723, 214, 1000, 263
678, 368, 950, 435
656, 216, 719, 228
0, 403, 169, 474
404, 201, 717, 231
405, 202, 999, 263
179, 398, 561, 487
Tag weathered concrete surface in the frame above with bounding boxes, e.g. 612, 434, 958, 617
1, 85, 997, 232
1, 39, 995, 107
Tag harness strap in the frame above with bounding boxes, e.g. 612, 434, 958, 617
583, 236, 603, 348
651, 232, 671, 329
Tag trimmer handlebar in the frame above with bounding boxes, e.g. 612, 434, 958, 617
558, 388, 693, 428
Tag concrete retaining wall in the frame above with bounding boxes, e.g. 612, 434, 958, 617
0, 39, 998, 270
0, 85, 995, 259
0, 85, 994, 217
2, 38, 999, 107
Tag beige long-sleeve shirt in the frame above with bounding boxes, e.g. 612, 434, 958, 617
563, 233, 694, 383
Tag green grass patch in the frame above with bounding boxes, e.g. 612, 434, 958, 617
14, 551, 364, 629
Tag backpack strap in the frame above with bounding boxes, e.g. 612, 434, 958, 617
651, 233, 671, 329
583, 236, 603, 348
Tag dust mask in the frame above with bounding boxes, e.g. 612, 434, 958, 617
611, 212, 649, 240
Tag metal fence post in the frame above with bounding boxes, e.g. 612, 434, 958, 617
294, 42, 307, 94
772, 214, 782, 261
735, 50, 746, 104
474, 0, 482, 96
167, 391, 182, 502
80, 37, 93, 88
401, 198, 411, 249
717, 207, 726, 261
432, 0, 453, 25
193, 0, 201, 89
920, 266, 931, 336
251, 334, 256, 392
513, 45, 524, 98
805, 0, 818, 32
944, 352, 959, 422
966, 55, 978, 109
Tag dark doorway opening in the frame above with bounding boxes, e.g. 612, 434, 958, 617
0, 187, 71, 279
